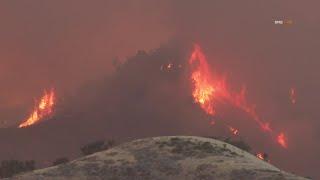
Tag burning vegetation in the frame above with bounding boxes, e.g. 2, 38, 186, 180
189, 44, 217, 115
228, 126, 239, 136
14, 43, 289, 151
18, 89, 56, 128
256, 153, 265, 160
277, 132, 288, 148
189, 44, 288, 148
256, 152, 269, 162
13, 43, 291, 171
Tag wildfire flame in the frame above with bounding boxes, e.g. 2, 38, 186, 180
256, 153, 265, 160
19, 89, 56, 128
189, 44, 220, 115
189, 44, 288, 148
277, 132, 288, 148
229, 126, 239, 135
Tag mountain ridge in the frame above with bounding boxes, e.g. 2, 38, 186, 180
6, 136, 308, 180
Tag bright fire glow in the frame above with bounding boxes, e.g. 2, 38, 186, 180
189, 44, 224, 115
229, 126, 239, 135
277, 132, 288, 148
189, 44, 288, 148
19, 89, 56, 128
256, 153, 265, 160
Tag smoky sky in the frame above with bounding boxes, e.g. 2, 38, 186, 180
0, 0, 319, 178
0, 0, 173, 126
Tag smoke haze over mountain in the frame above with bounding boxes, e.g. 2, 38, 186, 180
0, 0, 319, 178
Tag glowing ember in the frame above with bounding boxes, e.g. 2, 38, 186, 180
229, 126, 239, 135
161, 63, 177, 71
290, 88, 296, 104
189, 44, 288, 148
256, 153, 265, 160
277, 132, 288, 148
19, 89, 56, 128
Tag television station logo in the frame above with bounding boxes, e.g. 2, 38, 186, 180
274, 19, 293, 26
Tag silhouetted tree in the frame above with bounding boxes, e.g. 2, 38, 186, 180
52, 157, 69, 166
81, 139, 115, 156
261, 153, 269, 162
205, 136, 252, 152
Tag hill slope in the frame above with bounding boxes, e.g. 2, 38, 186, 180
7, 136, 308, 180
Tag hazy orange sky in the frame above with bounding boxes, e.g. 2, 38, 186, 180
0, 1, 174, 126
1, 0, 319, 124
0, 0, 319, 178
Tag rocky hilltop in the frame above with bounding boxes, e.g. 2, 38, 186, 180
7, 136, 308, 180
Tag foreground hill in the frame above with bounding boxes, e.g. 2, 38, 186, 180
8, 136, 308, 180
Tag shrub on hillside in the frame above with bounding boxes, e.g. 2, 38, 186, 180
81, 139, 115, 156
52, 157, 69, 166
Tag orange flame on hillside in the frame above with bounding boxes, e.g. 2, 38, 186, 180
189, 44, 271, 131
277, 132, 288, 148
189, 44, 226, 115
19, 89, 56, 128
256, 153, 265, 160
189, 44, 288, 148
229, 126, 239, 135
